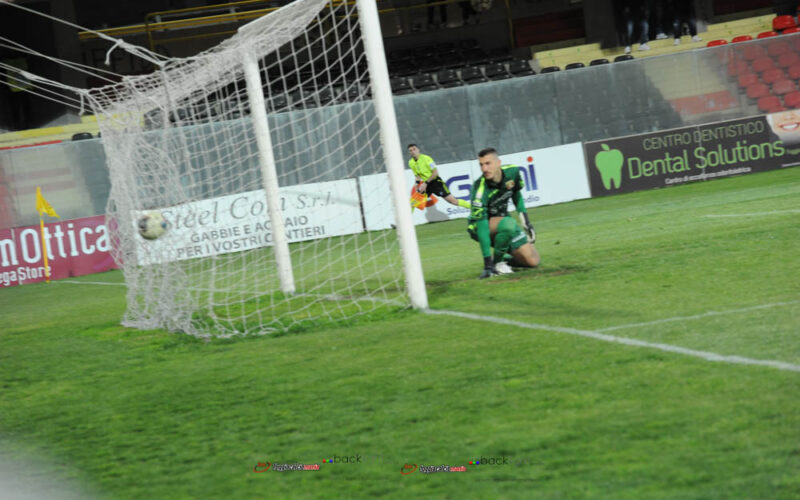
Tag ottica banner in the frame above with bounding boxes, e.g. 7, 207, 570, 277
0, 214, 117, 287
584, 112, 800, 197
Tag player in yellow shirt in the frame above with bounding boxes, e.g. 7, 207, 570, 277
407, 144, 471, 210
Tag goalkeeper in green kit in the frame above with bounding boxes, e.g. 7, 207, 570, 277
467, 147, 540, 278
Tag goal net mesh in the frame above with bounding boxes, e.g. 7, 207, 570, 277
83, 0, 409, 337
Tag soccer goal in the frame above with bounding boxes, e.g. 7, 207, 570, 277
82, 0, 426, 337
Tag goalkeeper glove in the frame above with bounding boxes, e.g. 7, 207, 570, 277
521, 212, 536, 243
479, 256, 498, 279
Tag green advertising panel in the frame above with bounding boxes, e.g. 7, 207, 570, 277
584, 113, 800, 196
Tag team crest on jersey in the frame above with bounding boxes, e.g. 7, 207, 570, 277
505, 180, 515, 189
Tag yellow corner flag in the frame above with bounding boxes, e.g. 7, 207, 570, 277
36, 186, 59, 218
35, 187, 59, 283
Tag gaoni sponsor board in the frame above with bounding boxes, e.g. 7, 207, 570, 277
584, 113, 800, 196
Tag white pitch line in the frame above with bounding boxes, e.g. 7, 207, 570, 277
702, 209, 800, 218
56, 280, 126, 286
598, 300, 800, 332
426, 309, 800, 373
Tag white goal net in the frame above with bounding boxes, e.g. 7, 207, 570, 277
83, 0, 413, 337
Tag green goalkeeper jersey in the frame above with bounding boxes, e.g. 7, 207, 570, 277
467, 165, 527, 258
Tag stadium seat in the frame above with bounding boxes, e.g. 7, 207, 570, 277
436, 68, 462, 88
484, 62, 511, 80
417, 56, 440, 74
590, 58, 610, 65
757, 95, 783, 112
743, 46, 768, 61
71, 132, 93, 141
707, 39, 728, 47
738, 72, 759, 88
783, 90, 800, 108
773, 15, 796, 32
390, 76, 413, 95
508, 59, 535, 76
767, 41, 791, 57
772, 78, 797, 95
746, 82, 770, 99
732, 35, 753, 43
269, 94, 289, 111
463, 48, 489, 66
783, 26, 800, 34
728, 60, 750, 77
762, 68, 786, 84
487, 48, 513, 62
565, 62, 585, 70
752, 56, 776, 73
540, 66, 561, 73
777, 51, 800, 68
411, 73, 438, 92
460, 66, 487, 84
789, 63, 800, 79
758, 31, 779, 39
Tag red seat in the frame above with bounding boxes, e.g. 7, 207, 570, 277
783, 90, 800, 108
788, 63, 800, 79
743, 45, 767, 60
783, 27, 800, 34
758, 31, 779, 39
738, 72, 759, 87
758, 95, 783, 112
752, 56, 776, 72
772, 78, 797, 95
767, 41, 791, 57
777, 51, 800, 68
707, 39, 728, 47
746, 82, 770, 99
762, 68, 786, 84
728, 60, 750, 76
732, 35, 753, 43
773, 15, 797, 32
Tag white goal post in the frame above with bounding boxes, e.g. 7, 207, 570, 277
82, 0, 427, 337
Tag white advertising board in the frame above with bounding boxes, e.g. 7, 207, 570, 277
135, 179, 363, 264
360, 143, 590, 231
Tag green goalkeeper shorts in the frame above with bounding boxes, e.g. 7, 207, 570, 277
467, 217, 528, 251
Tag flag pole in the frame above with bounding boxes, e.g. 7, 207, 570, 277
35, 186, 57, 284
39, 214, 50, 283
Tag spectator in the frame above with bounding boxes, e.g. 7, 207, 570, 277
615, 0, 650, 54
651, 0, 669, 40
671, 0, 701, 45
428, 2, 448, 29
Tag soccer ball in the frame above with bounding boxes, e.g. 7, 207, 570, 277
137, 211, 168, 240
471, 0, 492, 12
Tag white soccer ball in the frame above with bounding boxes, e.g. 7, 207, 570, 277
137, 211, 168, 240
471, 0, 492, 12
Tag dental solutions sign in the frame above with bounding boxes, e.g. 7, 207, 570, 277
584, 113, 800, 196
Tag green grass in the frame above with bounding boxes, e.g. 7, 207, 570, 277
1, 168, 799, 498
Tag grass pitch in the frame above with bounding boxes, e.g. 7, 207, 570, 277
1, 168, 798, 498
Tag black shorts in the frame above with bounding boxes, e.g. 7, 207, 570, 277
422, 177, 451, 198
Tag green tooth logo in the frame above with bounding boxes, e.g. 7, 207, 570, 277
594, 144, 624, 190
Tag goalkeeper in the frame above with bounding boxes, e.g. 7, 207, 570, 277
408, 144, 470, 209
467, 147, 540, 278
